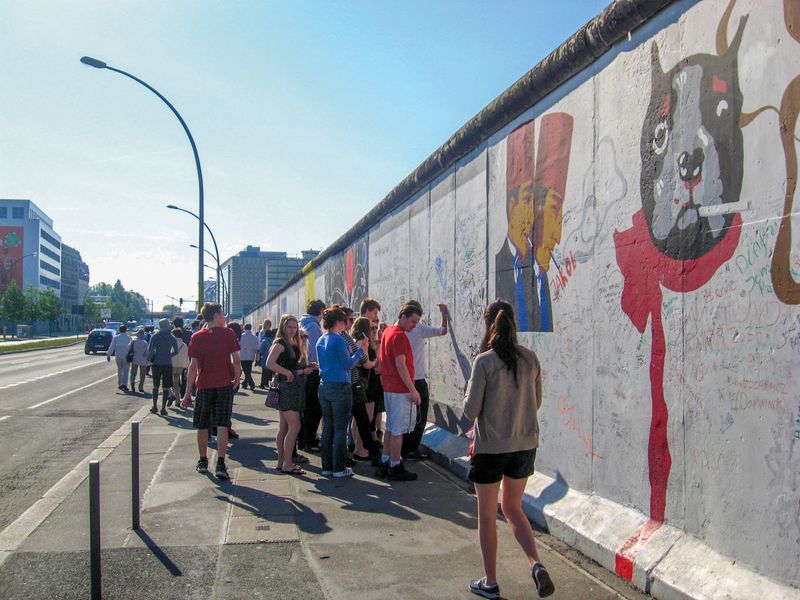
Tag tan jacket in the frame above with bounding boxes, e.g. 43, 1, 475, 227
463, 344, 542, 455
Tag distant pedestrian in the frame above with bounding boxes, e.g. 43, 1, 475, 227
376, 304, 422, 481
107, 325, 132, 392
258, 321, 275, 389
402, 300, 448, 460
172, 328, 189, 400
239, 323, 260, 391
181, 302, 241, 480
464, 300, 553, 599
266, 315, 317, 475
316, 306, 367, 478
129, 328, 149, 392
174, 317, 193, 346
258, 319, 272, 344
360, 298, 385, 446
147, 318, 179, 415
300, 299, 326, 452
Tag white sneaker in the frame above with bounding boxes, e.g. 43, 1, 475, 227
321, 470, 333, 476
333, 467, 353, 478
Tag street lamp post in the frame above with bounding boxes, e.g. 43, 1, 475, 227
80, 56, 205, 312
192, 244, 225, 304
167, 203, 222, 303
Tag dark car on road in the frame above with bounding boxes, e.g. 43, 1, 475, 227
84, 328, 115, 354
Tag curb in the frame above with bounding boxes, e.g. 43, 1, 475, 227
0, 339, 84, 355
420, 423, 798, 600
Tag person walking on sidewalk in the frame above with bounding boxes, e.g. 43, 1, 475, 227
171, 328, 190, 402
266, 314, 317, 475
106, 325, 132, 392
376, 303, 422, 482
129, 328, 149, 392
239, 323, 259, 391
316, 306, 367, 478
402, 300, 448, 460
463, 299, 553, 599
147, 318, 179, 415
300, 299, 326, 452
181, 302, 241, 480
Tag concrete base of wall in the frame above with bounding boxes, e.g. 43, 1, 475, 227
421, 423, 798, 600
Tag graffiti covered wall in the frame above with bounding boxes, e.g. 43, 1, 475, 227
251, 0, 800, 586
0, 227, 24, 293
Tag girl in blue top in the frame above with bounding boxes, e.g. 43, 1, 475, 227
316, 306, 368, 477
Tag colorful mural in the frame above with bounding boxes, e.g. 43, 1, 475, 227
0, 227, 24, 293
325, 236, 368, 311
494, 114, 573, 332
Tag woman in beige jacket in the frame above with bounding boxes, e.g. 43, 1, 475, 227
463, 299, 554, 599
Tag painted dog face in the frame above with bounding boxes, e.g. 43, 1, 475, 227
640, 23, 745, 260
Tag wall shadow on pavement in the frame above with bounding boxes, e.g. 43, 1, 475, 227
304, 463, 477, 531
134, 528, 183, 576
527, 470, 569, 525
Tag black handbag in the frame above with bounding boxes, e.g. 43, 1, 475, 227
125, 341, 135, 363
265, 375, 281, 410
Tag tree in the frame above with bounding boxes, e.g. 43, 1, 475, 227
84, 296, 100, 323
24, 286, 43, 327
38, 289, 63, 336
162, 304, 180, 313
1, 281, 26, 325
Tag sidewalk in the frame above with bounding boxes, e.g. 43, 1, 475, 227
0, 390, 645, 600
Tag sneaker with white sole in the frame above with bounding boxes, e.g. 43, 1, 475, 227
333, 467, 354, 478
215, 462, 230, 480
469, 577, 499, 599
196, 457, 209, 474
532, 562, 554, 597
321, 470, 333, 477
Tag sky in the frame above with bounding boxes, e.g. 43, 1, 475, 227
0, 0, 609, 311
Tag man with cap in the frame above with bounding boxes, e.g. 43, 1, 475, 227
147, 318, 179, 415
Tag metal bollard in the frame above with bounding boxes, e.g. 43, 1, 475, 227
131, 421, 140, 530
89, 460, 101, 600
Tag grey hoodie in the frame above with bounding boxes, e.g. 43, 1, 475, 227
299, 314, 323, 363
147, 329, 178, 366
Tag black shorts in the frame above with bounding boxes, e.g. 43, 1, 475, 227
151, 364, 173, 388
193, 386, 234, 429
468, 448, 537, 484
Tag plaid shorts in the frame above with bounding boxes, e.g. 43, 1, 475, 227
193, 386, 234, 429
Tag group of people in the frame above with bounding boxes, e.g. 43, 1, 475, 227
106, 317, 193, 415
107, 294, 553, 598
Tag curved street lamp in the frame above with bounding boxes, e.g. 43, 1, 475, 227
167, 203, 223, 306
192, 244, 226, 303
80, 56, 205, 312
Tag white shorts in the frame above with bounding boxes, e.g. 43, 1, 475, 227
384, 392, 417, 436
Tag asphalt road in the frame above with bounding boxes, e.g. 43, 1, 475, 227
0, 345, 150, 530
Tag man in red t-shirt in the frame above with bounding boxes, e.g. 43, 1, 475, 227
377, 303, 422, 481
181, 302, 241, 480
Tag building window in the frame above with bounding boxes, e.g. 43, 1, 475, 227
40, 275, 61, 290
41, 229, 61, 249
0, 207, 7, 218
40, 260, 60, 276
12, 207, 25, 219
40, 244, 60, 261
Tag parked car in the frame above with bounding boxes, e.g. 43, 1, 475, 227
85, 328, 115, 354
105, 321, 122, 333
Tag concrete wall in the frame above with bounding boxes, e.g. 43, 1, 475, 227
247, 0, 800, 588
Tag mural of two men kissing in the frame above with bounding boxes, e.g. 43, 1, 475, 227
495, 114, 573, 332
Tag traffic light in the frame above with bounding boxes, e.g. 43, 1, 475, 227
179, 297, 184, 307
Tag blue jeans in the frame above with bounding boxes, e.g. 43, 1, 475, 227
319, 382, 353, 472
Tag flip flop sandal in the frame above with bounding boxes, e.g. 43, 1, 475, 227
281, 466, 306, 475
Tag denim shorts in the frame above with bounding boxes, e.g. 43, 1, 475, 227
468, 448, 537, 484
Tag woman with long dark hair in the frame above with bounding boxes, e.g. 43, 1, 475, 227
463, 299, 554, 599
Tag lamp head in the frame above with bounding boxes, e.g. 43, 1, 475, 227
166, 204, 178, 210
80, 56, 107, 69
189, 244, 199, 249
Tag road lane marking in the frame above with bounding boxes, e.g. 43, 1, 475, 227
27, 374, 117, 409
0, 403, 153, 566
0, 416, 9, 423
0, 362, 102, 390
